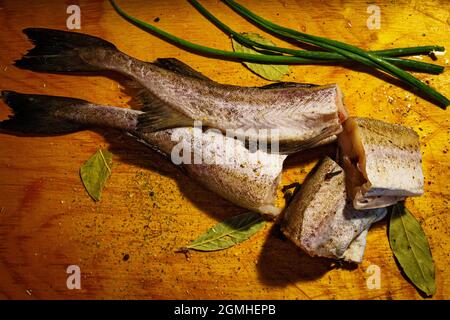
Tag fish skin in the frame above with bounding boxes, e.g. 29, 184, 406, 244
0, 91, 285, 216
142, 128, 286, 216
113, 53, 347, 150
342, 228, 368, 264
14, 28, 348, 153
338, 117, 424, 209
281, 157, 387, 262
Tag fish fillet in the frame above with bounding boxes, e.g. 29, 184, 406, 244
342, 229, 368, 264
338, 117, 424, 209
281, 157, 387, 262
142, 127, 286, 215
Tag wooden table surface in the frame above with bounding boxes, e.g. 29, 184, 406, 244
0, 0, 449, 300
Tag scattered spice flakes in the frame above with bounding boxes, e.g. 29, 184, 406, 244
154, 17, 160, 22
123, 253, 130, 261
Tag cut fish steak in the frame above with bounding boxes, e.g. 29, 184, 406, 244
281, 157, 387, 263
338, 117, 424, 209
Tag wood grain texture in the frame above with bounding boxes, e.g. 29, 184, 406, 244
0, 0, 449, 300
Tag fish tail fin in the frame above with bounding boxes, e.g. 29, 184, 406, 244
14, 28, 118, 73
0, 90, 85, 135
136, 96, 193, 133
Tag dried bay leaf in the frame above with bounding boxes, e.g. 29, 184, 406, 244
80, 149, 113, 201
389, 203, 436, 296
231, 32, 289, 81
187, 211, 266, 251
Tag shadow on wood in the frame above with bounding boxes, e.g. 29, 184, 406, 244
256, 223, 333, 286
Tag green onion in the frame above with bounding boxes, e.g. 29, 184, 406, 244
223, 0, 449, 108
384, 59, 443, 74
111, 0, 442, 72
189, 0, 443, 74
110, 0, 329, 65
373, 46, 445, 57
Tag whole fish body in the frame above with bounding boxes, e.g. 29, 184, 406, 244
0, 27, 352, 216
281, 157, 387, 263
13, 28, 349, 153
142, 127, 287, 215
1, 91, 286, 216
338, 117, 424, 209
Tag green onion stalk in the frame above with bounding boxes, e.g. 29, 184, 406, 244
223, 0, 449, 108
189, 0, 444, 74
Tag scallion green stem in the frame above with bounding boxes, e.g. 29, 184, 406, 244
110, 0, 329, 65
384, 59, 443, 74
374, 46, 445, 57
190, 0, 443, 74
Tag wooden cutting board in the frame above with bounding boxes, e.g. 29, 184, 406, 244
0, 0, 449, 299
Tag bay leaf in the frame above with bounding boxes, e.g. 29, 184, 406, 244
389, 202, 436, 296
187, 211, 266, 251
80, 149, 113, 201
231, 32, 289, 81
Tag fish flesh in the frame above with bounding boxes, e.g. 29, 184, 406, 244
142, 127, 287, 215
281, 157, 387, 263
0, 27, 351, 215
0, 91, 286, 216
12, 28, 349, 153
281, 157, 387, 262
342, 229, 369, 264
338, 117, 424, 209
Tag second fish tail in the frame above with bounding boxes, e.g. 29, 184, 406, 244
0, 91, 140, 135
